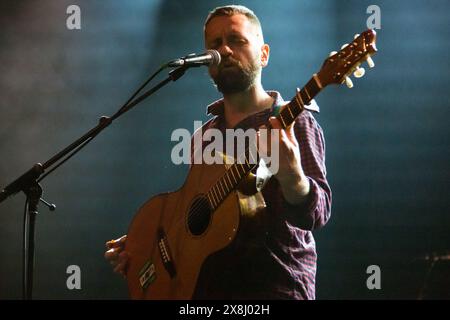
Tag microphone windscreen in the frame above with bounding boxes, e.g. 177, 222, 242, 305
207, 50, 221, 66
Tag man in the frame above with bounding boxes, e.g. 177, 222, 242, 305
105, 5, 331, 299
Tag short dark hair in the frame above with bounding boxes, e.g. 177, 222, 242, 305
204, 5, 262, 32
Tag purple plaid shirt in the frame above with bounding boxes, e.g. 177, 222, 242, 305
192, 91, 332, 300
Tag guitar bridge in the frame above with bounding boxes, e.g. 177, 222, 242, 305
157, 228, 176, 278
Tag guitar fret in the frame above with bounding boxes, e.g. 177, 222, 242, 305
235, 163, 242, 175
223, 177, 231, 192
239, 163, 246, 177
313, 73, 323, 89
218, 179, 226, 196
286, 105, 294, 119
278, 113, 287, 128
209, 189, 218, 207
303, 87, 311, 101
237, 164, 244, 179
206, 192, 216, 208
217, 183, 225, 201
232, 165, 242, 181
220, 178, 229, 193
225, 171, 233, 187
309, 77, 321, 96
248, 147, 256, 165
229, 168, 237, 184
216, 184, 224, 202
245, 156, 250, 168
296, 91, 304, 107
236, 153, 246, 167
213, 185, 221, 204
291, 101, 302, 114
212, 185, 221, 204
300, 88, 309, 105
282, 108, 294, 126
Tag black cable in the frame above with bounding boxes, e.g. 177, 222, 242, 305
114, 64, 167, 117
37, 137, 94, 183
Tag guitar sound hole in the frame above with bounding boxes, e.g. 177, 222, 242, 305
187, 196, 212, 236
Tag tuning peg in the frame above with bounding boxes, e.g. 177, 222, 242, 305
353, 66, 365, 78
345, 76, 353, 88
328, 51, 338, 57
366, 56, 375, 68
354, 33, 360, 39
341, 43, 348, 49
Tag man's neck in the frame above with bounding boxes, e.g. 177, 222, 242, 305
222, 83, 274, 128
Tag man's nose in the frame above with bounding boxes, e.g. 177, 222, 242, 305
218, 44, 233, 58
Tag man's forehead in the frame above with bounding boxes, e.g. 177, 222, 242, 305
204, 14, 260, 39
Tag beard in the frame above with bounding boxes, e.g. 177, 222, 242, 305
210, 57, 259, 95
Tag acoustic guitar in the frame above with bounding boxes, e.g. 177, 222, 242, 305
125, 29, 377, 299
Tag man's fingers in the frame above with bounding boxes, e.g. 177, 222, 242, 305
268, 117, 282, 129
105, 235, 127, 249
118, 250, 130, 262
268, 117, 299, 147
113, 262, 125, 274
104, 247, 120, 261
284, 123, 298, 144
113, 252, 130, 277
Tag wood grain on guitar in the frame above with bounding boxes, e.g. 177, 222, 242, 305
125, 29, 377, 299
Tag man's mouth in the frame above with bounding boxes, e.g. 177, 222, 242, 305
220, 58, 240, 68
219, 62, 239, 71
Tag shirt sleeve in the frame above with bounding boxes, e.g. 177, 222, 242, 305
281, 110, 332, 230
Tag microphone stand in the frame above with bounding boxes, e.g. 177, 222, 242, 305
0, 64, 190, 299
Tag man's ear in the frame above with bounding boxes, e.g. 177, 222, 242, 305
261, 43, 270, 67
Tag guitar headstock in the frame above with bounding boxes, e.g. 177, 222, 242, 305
317, 29, 377, 88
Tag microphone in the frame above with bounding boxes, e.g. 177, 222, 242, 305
167, 50, 221, 68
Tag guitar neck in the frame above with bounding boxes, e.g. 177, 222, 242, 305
275, 74, 322, 129
205, 74, 323, 210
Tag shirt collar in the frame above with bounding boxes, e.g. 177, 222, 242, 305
206, 90, 285, 116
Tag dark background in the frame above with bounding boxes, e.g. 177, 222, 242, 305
0, 0, 449, 299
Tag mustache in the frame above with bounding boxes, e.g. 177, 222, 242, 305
218, 57, 243, 71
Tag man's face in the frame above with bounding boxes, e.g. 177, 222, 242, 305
204, 14, 269, 94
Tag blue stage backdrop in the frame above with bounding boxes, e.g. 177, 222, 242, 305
0, 0, 449, 299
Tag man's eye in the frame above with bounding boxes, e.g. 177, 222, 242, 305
232, 38, 246, 45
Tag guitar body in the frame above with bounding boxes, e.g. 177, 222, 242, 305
125, 162, 240, 299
